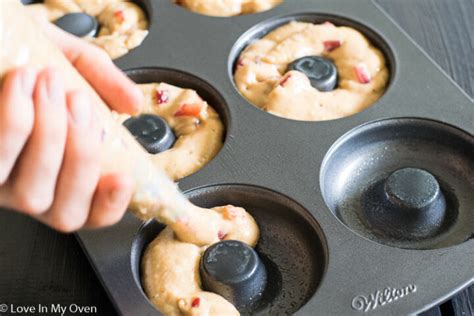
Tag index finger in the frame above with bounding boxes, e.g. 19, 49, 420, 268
41, 21, 143, 114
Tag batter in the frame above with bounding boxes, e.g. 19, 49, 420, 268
116, 82, 224, 181
234, 21, 389, 121
25, 0, 148, 59
142, 205, 259, 315
175, 0, 282, 17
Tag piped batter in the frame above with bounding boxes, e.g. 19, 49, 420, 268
25, 0, 148, 59
117, 83, 224, 181
175, 0, 282, 17
234, 21, 389, 121
142, 205, 260, 315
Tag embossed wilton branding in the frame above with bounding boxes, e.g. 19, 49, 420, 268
351, 284, 417, 312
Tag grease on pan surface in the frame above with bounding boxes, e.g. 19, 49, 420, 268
234, 21, 389, 121
116, 82, 224, 181
142, 205, 259, 315
25, 0, 148, 59
175, 0, 283, 17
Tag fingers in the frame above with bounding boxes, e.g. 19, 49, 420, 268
0, 67, 37, 184
1, 68, 68, 215
33, 92, 132, 233
71, 47, 143, 114
85, 173, 133, 229
41, 22, 143, 114
35, 90, 101, 232
0, 66, 133, 232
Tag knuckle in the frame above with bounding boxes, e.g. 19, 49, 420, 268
15, 193, 52, 215
54, 221, 80, 233
52, 210, 88, 233
99, 209, 124, 227
53, 222, 77, 233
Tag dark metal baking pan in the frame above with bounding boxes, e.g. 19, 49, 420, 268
76, 0, 474, 315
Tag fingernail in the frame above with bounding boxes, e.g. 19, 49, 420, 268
69, 92, 91, 126
45, 69, 64, 104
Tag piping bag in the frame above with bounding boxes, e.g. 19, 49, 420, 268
0, 0, 228, 246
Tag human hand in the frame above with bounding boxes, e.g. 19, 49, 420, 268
0, 24, 143, 232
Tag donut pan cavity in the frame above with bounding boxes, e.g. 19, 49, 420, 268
125, 67, 231, 136
76, 0, 474, 315
131, 185, 327, 315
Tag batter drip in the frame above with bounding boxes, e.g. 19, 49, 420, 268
234, 21, 389, 121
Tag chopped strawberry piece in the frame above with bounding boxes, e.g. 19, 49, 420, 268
323, 21, 335, 27
156, 90, 169, 104
191, 297, 200, 308
354, 63, 371, 84
218, 230, 227, 240
279, 74, 292, 87
114, 10, 125, 23
174, 103, 202, 117
323, 40, 341, 52
234, 59, 244, 72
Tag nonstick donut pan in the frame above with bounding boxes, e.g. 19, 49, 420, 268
75, 0, 474, 315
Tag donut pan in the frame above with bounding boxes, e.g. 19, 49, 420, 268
75, 0, 474, 315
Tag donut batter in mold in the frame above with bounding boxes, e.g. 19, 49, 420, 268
234, 21, 389, 121
142, 205, 259, 315
175, 0, 282, 17
116, 82, 224, 181
25, 0, 148, 59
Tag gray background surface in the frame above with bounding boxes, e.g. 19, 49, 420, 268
0, 1, 472, 315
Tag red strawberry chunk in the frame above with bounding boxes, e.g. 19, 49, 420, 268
354, 63, 371, 84
191, 297, 200, 308
114, 10, 125, 23
156, 90, 169, 104
279, 74, 292, 87
218, 230, 227, 240
323, 40, 341, 52
174, 103, 202, 117
237, 58, 244, 67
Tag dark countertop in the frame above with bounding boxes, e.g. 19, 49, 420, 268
1, 1, 472, 315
